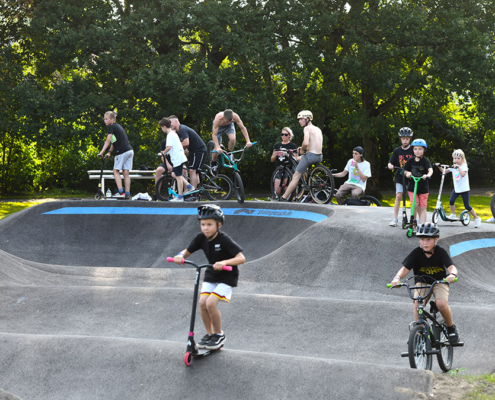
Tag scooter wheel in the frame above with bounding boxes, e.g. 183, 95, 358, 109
432, 210, 439, 225
402, 219, 408, 229
460, 210, 471, 226
184, 352, 193, 366
94, 193, 102, 200
407, 229, 413, 238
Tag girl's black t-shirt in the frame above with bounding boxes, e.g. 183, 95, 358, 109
273, 142, 298, 167
402, 245, 454, 283
404, 156, 432, 194
187, 231, 243, 287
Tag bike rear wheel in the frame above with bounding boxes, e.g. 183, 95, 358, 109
206, 140, 216, 165
203, 173, 233, 201
491, 194, 495, 220
433, 323, 453, 372
232, 171, 245, 204
408, 324, 433, 370
309, 165, 335, 204
270, 167, 293, 200
360, 195, 381, 206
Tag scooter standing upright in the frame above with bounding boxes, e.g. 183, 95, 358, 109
94, 154, 110, 200
431, 164, 470, 226
167, 257, 232, 366
406, 175, 430, 238
390, 166, 409, 229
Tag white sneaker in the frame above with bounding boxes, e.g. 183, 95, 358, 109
486, 217, 495, 223
448, 214, 456, 219
389, 218, 398, 227
211, 164, 218, 175
474, 218, 482, 228
170, 197, 184, 202
112, 192, 125, 198
184, 185, 195, 194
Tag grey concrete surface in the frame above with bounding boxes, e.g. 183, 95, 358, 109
0, 200, 494, 399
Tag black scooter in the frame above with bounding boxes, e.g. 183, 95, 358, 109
167, 257, 232, 366
94, 154, 110, 200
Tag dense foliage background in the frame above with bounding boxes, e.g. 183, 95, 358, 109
2, 0, 495, 197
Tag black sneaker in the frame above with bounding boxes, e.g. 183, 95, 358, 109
197, 334, 211, 349
205, 333, 226, 350
279, 196, 288, 202
447, 324, 459, 343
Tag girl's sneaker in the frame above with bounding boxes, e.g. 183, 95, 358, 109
197, 334, 212, 349
389, 218, 398, 227
205, 333, 225, 350
474, 218, 482, 228
448, 214, 456, 220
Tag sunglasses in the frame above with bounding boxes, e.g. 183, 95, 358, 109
281, 133, 290, 136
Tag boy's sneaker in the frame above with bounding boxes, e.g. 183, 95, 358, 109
474, 217, 482, 228
279, 196, 288, 202
112, 192, 125, 198
170, 197, 184, 202
184, 185, 195, 194
447, 325, 459, 344
448, 214, 456, 220
389, 218, 398, 227
205, 333, 226, 350
197, 334, 211, 349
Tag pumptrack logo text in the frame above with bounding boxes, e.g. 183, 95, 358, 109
233, 209, 256, 215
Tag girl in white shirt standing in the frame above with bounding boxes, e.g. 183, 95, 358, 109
436, 149, 481, 228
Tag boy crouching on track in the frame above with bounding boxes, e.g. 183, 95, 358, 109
390, 223, 460, 343
174, 205, 245, 350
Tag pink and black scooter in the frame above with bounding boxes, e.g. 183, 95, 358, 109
167, 257, 232, 366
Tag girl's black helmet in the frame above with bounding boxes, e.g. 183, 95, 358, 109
198, 204, 225, 224
416, 223, 440, 238
398, 127, 413, 137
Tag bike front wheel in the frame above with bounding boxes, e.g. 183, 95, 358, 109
270, 166, 293, 200
360, 195, 381, 207
433, 323, 453, 372
408, 324, 433, 370
309, 165, 335, 204
155, 174, 173, 201
206, 140, 216, 165
232, 171, 245, 204
203, 174, 233, 201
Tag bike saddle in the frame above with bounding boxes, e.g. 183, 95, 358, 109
429, 300, 439, 314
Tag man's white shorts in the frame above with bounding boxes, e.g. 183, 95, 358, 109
201, 282, 233, 303
114, 149, 134, 171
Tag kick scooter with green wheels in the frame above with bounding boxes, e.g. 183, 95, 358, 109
406, 175, 429, 238
432, 163, 470, 226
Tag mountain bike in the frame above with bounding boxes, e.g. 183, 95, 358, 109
388, 276, 464, 371
432, 163, 470, 226
270, 149, 335, 204
155, 164, 233, 201
207, 141, 257, 204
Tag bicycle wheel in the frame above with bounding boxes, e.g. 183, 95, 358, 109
270, 167, 293, 200
432, 210, 439, 224
433, 323, 453, 372
155, 174, 172, 201
408, 324, 433, 370
360, 195, 381, 207
491, 194, 495, 219
232, 171, 245, 204
203, 174, 233, 201
207, 140, 216, 165
309, 165, 335, 204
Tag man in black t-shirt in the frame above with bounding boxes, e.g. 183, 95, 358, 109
387, 127, 414, 226
98, 111, 134, 199
389, 223, 460, 343
174, 205, 245, 351
169, 115, 207, 193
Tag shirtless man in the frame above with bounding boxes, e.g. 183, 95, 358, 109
279, 110, 323, 202
211, 109, 252, 173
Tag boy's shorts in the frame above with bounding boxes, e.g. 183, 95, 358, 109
172, 163, 184, 177
396, 183, 404, 195
413, 282, 449, 304
114, 149, 134, 171
201, 282, 233, 303
407, 191, 428, 208
296, 152, 323, 174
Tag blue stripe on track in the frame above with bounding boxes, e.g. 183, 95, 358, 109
450, 238, 495, 257
43, 207, 328, 223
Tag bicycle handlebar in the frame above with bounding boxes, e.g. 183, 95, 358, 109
166, 257, 232, 271
387, 277, 457, 301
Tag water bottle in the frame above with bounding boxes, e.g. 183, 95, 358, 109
106, 188, 111, 197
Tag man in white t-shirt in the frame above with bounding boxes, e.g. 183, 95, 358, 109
333, 146, 372, 204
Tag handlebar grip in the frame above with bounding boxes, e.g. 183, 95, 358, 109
252, 141, 257, 145
443, 277, 458, 282
167, 257, 184, 264
386, 284, 392, 288
223, 266, 233, 271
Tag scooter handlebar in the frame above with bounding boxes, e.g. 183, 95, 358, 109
166, 257, 232, 271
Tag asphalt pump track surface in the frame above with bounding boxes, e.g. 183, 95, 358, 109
0, 200, 494, 400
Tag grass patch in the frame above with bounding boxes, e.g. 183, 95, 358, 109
463, 373, 495, 399
0, 200, 51, 220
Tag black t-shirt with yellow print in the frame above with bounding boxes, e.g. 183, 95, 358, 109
402, 245, 454, 283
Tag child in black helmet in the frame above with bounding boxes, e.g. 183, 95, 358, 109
174, 205, 245, 350
389, 223, 460, 343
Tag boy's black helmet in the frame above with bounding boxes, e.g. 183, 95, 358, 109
398, 127, 413, 137
416, 223, 440, 238
198, 204, 225, 224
